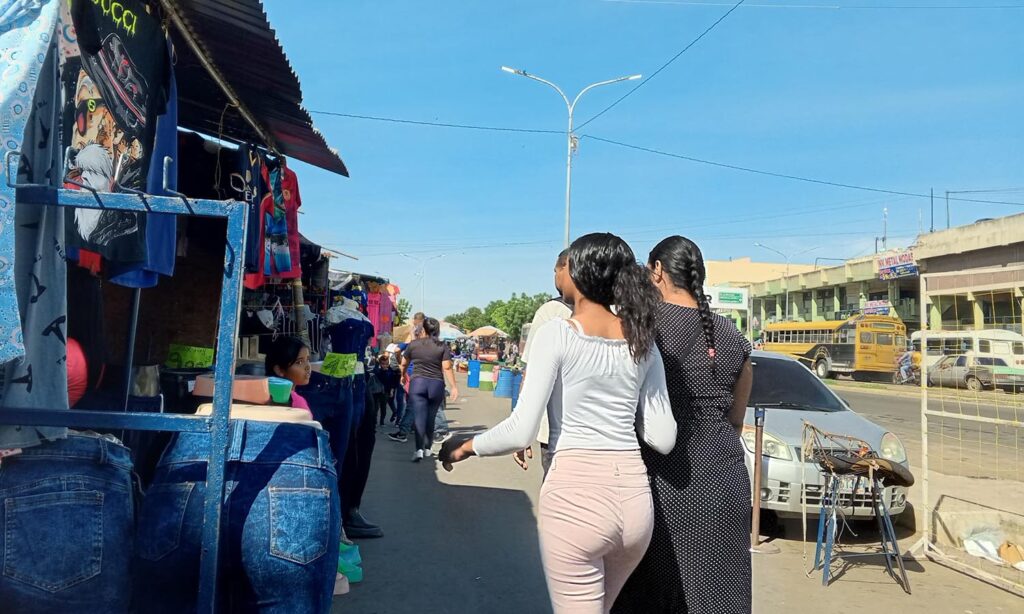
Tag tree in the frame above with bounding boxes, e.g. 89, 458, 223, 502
445, 306, 489, 332
395, 298, 413, 326
446, 292, 552, 340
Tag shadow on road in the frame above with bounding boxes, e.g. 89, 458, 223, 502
334, 430, 551, 614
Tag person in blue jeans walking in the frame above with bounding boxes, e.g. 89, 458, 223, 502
399, 318, 460, 461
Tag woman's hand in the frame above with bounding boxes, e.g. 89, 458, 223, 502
449, 387, 460, 403
513, 447, 533, 470
439, 436, 474, 472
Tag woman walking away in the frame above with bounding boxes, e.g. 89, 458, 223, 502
613, 236, 754, 614
441, 233, 676, 613
401, 318, 460, 462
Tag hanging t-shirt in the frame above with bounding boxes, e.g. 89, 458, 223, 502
238, 144, 267, 274
366, 293, 382, 349
243, 161, 302, 289
64, 0, 169, 263
108, 43, 177, 288
264, 163, 302, 279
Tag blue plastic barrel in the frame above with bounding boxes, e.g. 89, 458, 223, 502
494, 368, 513, 398
510, 373, 524, 409
467, 360, 481, 388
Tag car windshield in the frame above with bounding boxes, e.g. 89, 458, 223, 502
750, 356, 847, 412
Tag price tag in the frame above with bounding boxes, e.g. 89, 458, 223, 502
321, 353, 357, 378
166, 344, 215, 369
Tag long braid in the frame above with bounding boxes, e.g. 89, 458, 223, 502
688, 268, 717, 373
649, 235, 718, 374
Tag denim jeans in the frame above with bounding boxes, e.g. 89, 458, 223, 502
0, 432, 135, 613
134, 420, 341, 614
408, 378, 446, 450
393, 385, 407, 424
297, 372, 354, 482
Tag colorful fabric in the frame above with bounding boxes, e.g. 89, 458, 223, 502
366, 292, 381, 348
0, 0, 60, 364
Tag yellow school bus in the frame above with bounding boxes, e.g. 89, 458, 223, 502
762, 315, 906, 380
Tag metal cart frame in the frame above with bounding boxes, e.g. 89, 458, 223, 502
2, 158, 248, 613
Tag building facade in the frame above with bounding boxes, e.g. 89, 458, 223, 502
748, 213, 1024, 336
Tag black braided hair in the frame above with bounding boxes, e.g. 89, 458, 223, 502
648, 236, 717, 372
568, 233, 660, 361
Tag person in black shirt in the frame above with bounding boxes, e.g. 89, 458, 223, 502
400, 318, 460, 462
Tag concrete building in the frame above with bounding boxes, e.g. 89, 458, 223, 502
748, 212, 1024, 336
701, 258, 816, 335
917, 212, 1024, 333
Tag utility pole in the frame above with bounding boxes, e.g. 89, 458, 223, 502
883, 207, 888, 251
401, 253, 445, 314
500, 66, 641, 248
929, 188, 934, 232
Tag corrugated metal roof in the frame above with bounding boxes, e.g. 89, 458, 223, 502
168, 0, 349, 176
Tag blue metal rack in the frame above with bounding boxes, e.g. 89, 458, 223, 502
2, 157, 248, 613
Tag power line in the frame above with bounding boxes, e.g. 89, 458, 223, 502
308, 110, 1024, 208
575, 0, 747, 130
600, 0, 1024, 8
309, 110, 561, 134
581, 135, 1024, 207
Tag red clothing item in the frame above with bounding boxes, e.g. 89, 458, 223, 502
243, 165, 303, 289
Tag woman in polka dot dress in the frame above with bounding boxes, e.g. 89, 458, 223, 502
613, 236, 754, 614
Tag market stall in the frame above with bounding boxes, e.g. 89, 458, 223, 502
0, 1, 358, 611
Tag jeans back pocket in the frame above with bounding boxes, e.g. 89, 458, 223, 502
137, 483, 195, 562
268, 488, 330, 565
3, 490, 104, 592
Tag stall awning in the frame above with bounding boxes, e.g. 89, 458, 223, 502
163, 0, 349, 176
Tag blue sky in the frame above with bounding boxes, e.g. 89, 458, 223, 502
263, 0, 1023, 318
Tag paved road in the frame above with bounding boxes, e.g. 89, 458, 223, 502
836, 388, 1023, 482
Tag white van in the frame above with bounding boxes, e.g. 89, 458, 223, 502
912, 329, 1024, 369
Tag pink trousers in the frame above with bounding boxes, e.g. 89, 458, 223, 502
538, 449, 654, 613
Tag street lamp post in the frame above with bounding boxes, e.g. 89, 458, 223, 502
401, 253, 445, 314
755, 243, 819, 321
500, 66, 641, 248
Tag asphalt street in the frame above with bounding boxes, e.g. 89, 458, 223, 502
835, 387, 1023, 482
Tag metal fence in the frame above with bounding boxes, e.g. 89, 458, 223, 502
920, 267, 1024, 597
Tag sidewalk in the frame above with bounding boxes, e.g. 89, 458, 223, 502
333, 375, 1021, 614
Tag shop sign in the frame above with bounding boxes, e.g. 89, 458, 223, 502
877, 249, 918, 280
862, 300, 893, 315
706, 286, 749, 311
321, 353, 358, 378
166, 344, 215, 368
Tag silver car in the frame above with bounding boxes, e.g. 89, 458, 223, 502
742, 351, 910, 519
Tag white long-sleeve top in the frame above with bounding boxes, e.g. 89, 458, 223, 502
473, 319, 676, 457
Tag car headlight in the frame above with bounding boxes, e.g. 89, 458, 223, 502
741, 426, 793, 461
880, 432, 907, 464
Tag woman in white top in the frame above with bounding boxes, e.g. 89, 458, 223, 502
441, 233, 676, 613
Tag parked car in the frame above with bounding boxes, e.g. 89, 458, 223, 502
743, 351, 909, 519
927, 353, 1024, 392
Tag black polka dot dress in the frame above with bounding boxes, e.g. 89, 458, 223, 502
613, 303, 752, 614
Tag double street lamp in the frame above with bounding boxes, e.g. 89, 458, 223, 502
754, 243, 819, 321
500, 66, 641, 248
401, 253, 445, 315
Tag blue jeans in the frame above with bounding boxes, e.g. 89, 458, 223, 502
409, 378, 446, 450
0, 432, 135, 613
134, 420, 341, 614
298, 372, 354, 485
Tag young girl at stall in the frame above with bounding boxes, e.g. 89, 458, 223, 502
265, 336, 314, 420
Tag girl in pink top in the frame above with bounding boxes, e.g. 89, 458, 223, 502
265, 336, 314, 418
